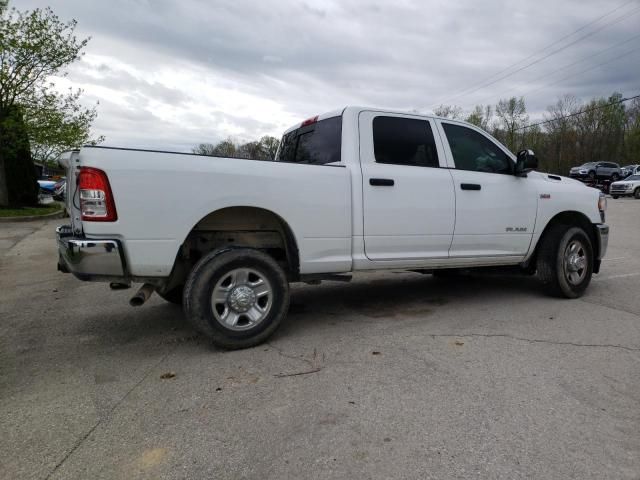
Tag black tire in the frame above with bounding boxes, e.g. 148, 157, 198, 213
612, 195, 619, 199
537, 225, 594, 298
158, 285, 184, 305
611, 173, 619, 181
635, 188, 640, 199
183, 248, 289, 349
588, 170, 595, 180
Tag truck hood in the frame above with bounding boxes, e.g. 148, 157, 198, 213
530, 171, 587, 187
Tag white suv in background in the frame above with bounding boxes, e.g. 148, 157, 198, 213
610, 174, 640, 199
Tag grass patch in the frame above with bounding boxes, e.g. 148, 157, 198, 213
0, 203, 63, 218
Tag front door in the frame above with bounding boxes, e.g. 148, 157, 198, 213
359, 112, 456, 261
436, 120, 538, 258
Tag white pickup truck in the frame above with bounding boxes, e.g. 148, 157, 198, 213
57, 107, 609, 349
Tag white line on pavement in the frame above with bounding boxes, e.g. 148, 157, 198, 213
597, 272, 640, 280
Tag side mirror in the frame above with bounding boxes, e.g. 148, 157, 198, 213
515, 149, 538, 176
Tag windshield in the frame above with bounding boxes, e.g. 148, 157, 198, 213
625, 175, 640, 181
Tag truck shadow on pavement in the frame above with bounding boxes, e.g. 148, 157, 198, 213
78, 272, 547, 350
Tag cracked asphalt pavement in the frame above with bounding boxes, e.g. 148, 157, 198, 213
1, 200, 639, 479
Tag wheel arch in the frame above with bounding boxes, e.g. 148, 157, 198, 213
528, 210, 600, 273
163, 206, 301, 292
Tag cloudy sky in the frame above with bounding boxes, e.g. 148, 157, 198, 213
16, 0, 640, 151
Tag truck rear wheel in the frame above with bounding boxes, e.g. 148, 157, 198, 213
183, 248, 289, 349
536, 225, 593, 298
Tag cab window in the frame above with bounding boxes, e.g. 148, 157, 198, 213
372, 116, 439, 168
442, 123, 513, 174
276, 116, 342, 165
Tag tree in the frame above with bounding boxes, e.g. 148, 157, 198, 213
258, 135, 279, 160
623, 97, 640, 163
465, 105, 493, 132
193, 135, 280, 160
0, 105, 38, 205
433, 104, 462, 119
574, 93, 626, 165
25, 88, 104, 164
193, 139, 237, 157
541, 95, 580, 173
0, 6, 100, 206
495, 97, 528, 151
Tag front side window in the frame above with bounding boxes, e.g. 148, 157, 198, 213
442, 123, 513, 174
276, 116, 342, 165
372, 116, 439, 167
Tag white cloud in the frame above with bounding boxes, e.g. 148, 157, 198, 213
16, 0, 640, 150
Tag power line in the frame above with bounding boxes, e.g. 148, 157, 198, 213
465, 32, 640, 109
431, 0, 640, 108
446, 0, 637, 100
436, 4, 640, 106
517, 93, 640, 131
514, 46, 640, 100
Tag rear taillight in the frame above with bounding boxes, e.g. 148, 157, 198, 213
79, 167, 117, 221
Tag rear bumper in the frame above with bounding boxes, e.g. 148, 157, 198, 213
56, 225, 127, 281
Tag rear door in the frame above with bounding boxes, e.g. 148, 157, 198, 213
437, 120, 537, 257
359, 112, 455, 261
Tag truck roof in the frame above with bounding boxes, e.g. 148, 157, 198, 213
282, 106, 468, 135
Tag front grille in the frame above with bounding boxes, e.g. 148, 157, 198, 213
610, 185, 628, 191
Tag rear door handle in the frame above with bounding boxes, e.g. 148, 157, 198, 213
460, 183, 481, 191
370, 178, 395, 186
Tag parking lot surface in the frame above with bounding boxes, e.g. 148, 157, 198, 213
1, 200, 639, 479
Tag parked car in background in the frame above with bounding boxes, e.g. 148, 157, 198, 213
610, 174, 640, 199
53, 178, 66, 200
621, 164, 639, 178
37, 179, 57, 194
569, 162, 622, 181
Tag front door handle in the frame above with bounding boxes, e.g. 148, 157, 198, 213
460, 183, 481, 191
370, 178, 395, 186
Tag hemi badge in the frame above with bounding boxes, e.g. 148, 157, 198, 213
540, 194, 551, 199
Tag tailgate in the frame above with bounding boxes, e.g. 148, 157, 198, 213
57, 150, 83, 234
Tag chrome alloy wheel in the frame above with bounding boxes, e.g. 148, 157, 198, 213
211, 268, 273, 331
563, 240, 588, 285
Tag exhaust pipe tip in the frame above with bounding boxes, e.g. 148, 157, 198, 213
130, 283, 155, 307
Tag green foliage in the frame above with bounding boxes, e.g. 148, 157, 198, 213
0, 202, 61, 217
0, 105, 38, 206
25, 88, 104, 163
624, 98, 640, 163
465, 105, 493, 132
494, 97, 528, 151
193, 135, 280, 161
0, 5, 100, 206
435, 92, 639, 175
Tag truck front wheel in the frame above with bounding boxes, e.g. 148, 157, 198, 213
536, 225, 594, 298
183, 248, 290, 349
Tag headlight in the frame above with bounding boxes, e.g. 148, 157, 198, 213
598, 192, 607, 222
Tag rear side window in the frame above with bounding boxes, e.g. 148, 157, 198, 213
372, 116, 439, 167
442, 123, 513, 174
276, 116, 342, 165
